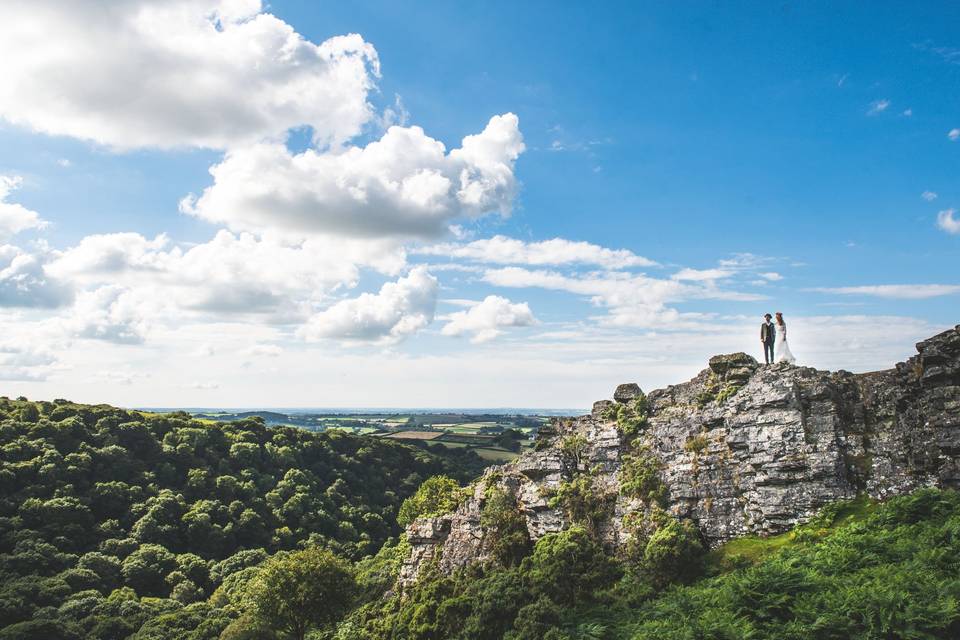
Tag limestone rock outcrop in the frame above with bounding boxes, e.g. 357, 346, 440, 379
399, 325, 960, 585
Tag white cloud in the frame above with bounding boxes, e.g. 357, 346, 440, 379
0, 342, 58, 381
0, 176, 47, 238
0, 0, 379, 150
937, 208, 960, 235
483, 267, 764, 328
717, 253, 772, 269
867, 99, 890, 115
903, 108, 913, 117
921, 190, 938, 201
298, 266, 438, 344
809, 284, 960, 299
243, 344, 283, 357
671, 268, 733, 282
49, 229, 405, 318
415, 235, 656, 269
64, 285, 150, 344
181, 114, 524, 240
440, 295, 536, 343
758, 272, 783, 281
0, 244, 72, 308
949, 129, 960, 142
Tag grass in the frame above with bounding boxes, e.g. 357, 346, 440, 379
707, 495, 875, 571
562, 490, 960, 640
474, 447, 521, 462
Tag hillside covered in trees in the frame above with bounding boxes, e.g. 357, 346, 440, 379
2, 384, 960, 639
0, 396, 485, 639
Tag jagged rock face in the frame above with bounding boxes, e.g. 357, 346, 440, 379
400, 325, 960, 584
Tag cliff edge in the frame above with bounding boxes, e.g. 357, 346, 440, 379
400, 324, 960, 585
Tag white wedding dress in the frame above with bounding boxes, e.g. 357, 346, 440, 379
775, 323, 796, 364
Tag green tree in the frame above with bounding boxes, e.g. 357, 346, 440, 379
523, 526, 621, 607
247, 547, 357, 640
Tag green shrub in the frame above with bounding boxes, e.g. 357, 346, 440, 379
523, 526, 622, 607
480, 487, 531, 567
641, 517, 704, 587
618, 443, 666, 506
559, 435, 589, 474
397, 476, 465, 527
548, 474, 614, 534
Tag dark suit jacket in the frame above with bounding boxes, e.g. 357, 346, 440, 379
761, 322, 775, 343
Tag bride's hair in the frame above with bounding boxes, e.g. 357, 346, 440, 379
775, 311, 785, 325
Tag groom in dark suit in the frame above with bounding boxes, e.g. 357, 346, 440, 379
760, 314, 776, 364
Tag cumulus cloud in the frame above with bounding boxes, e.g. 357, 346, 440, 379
949, 129, 960, 142
922, 191, 938, 201
937, 208, 960, 235
415, 235, 656, 268
441, 295, 536, 343
180, 114, 525, 240
49, 229, 405, 317
298, 266, 438, 343
0, 0, 379, 149
808, 284, 960, 299
0, 176, 47, 238
64, 286, 151, 344
0, 244, 72, 308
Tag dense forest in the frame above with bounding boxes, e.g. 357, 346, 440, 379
2, 396, 960, 639
0, 397, 483, 639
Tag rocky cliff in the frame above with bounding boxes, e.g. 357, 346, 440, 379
400, 325, 960, 584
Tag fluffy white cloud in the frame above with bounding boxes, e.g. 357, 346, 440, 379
299, 267, 438, 344
441, 295, 536, 343
49, 229, 405, 317
937, 208, 960, 235
415, 235, 655, 268
949, 129, 960, 142
758, 272, 783, 281
0, 0, 379, 149
181, 114, 525, 239
64, 286, 151, 344
0, 244, 72, 308
809, 284, 960, 299
0, 176, 47, 238
921, 190, 938, 201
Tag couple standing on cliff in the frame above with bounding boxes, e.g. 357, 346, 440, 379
760, 312, 796, 365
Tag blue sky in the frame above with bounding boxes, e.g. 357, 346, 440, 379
0, 0, 957, 408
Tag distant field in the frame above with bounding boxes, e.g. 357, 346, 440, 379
383, 431, 444, 441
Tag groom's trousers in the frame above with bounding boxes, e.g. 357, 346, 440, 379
764, 341, 775, 364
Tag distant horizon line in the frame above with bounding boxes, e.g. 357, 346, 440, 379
135, 406, 587, 416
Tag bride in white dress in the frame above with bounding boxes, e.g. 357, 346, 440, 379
775, 312, 796, 364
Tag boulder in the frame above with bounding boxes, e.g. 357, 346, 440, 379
613, 383, 642, 404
